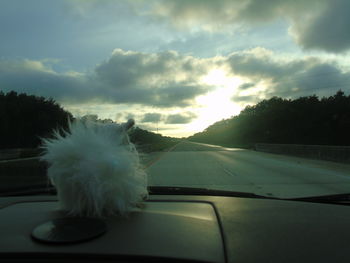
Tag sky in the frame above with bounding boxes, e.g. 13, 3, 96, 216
1, 0, 350, 137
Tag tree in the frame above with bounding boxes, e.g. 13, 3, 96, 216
189, 91, 350, 147
0, 91, 73, 148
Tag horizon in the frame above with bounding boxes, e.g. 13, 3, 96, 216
1, 0, 350, 137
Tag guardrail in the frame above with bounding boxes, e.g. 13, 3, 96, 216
0, 157, 47, 178
255, 143, 350, 163
0, 148, 41, 160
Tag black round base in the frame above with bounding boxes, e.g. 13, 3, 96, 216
31, 217, 107, 244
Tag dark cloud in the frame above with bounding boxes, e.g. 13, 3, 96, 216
95, 83, 211, 108
2, 46, 349, 112
141, 113, 162, 123
144, 0, 261, 29
226, 48, 311, 81
79, 0, 347, 54
0, 49, 212, 107
154, 84, 210, 107
144, 0, 320, 27
95, 49, 207, 87
0, 59, 92, 102
238, 83, 255, 90
271, 63, 350, 97
141, 0, 350, 53
165, 112, 197, 124
292, 0, 350, 53
225, 48, 350, 102
93, 49, 212, 106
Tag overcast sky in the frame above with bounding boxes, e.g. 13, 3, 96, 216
1, 0, 350, 137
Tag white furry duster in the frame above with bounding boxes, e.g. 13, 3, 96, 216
40, 119, 148, 217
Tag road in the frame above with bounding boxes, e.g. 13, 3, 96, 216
146, 141, 350, 198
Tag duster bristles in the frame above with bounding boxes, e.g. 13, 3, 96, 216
40, 119, 148, 217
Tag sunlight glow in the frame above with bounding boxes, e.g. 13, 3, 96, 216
200, 68, 243, 88
65, 68, 247, 137
186, 88, 242, 133
180, 69, 244, 134
201, 69, 228, 86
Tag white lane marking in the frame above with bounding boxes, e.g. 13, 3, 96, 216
222, 168, 237, 177
328, 173, 350, 180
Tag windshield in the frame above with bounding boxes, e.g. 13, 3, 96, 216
1, 0, 350, 200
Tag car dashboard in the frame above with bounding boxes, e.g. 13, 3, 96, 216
1, 194, 350, 263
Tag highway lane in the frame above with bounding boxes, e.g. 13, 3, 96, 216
146, 141, 350, 198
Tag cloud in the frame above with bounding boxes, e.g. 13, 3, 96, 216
141, 113, 162, 123
291, 0, 350, 53
165, 112, 197, 124
274, 63, 350, 97
2, 47, 349, 115
95, 49, 207, 87
238, 83, 255, 90
93, 49, 212, 106
137, 0, 350, 53
225, 48, 350, 102
226, 48, 310, 81
0, 49, 213, 107
141, 0, 323, 29
0, 59, 92, 102
70, 0, 350, 53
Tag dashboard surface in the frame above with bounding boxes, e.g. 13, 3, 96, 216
1, 195, 350, 262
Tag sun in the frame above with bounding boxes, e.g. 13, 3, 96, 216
184, 68, 244, 134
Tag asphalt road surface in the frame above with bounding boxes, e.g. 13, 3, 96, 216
146, 141, 350, 198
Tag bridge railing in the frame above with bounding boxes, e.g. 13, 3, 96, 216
255, 143, 350, 163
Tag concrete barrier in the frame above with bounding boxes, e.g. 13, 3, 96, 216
255, 143, 350, 163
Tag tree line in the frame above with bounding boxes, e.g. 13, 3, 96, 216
188, 91, 350, 147
0, 91, 177, 151
0, 91, 72, 149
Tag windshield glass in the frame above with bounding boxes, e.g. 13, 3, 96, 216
1, 0, 350, 199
